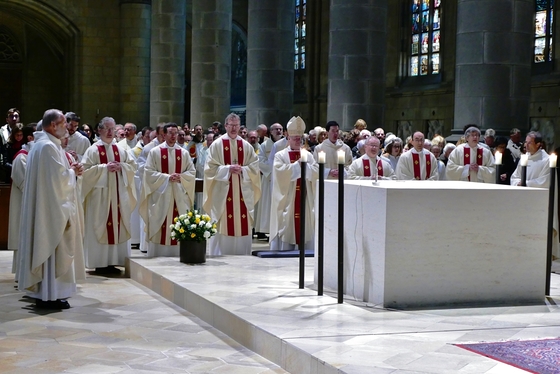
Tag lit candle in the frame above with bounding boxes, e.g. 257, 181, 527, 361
550, 153, 557, 168
337, 150, 345, 164
494, 151, 502, 165
318, 151, 326, 164
520, 154, 529, 167
300, 149, 307, 162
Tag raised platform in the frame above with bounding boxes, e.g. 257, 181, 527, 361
129, 252, 560, 374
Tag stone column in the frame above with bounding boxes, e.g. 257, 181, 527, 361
190, 0, 232, 127
150, 0, 186, 126
246, 0, 294, 129
453, 0, 533, 136
120, 0, 151, 127
327, 0, 388, 130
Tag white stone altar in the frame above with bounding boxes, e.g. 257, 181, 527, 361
315, 180, 549, 308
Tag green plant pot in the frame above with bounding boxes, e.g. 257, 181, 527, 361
179, 240, 207, 264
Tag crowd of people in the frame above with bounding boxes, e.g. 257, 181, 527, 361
0, 107, 551, 309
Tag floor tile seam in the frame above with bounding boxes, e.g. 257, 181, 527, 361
281, 324, 560, 342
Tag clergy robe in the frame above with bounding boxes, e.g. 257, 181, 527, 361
8, 144, 31, 274
446, 144, 495, 183
269, 147, 318, 251
254, 137, 276, 234
140, 143, 196, 257
203, 135, 261, 256
312, 139, 352, 179
66, 131, 91, 161
395, 148, 439, 180
18, 131, 85, 301
188, 140, 205, 210
347, 154, 395, 180
81, 140, 137, 268
510, 149, 550, 188
136, 139, 160, 251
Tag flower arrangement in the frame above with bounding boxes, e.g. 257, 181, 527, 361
170, 210, 217, 243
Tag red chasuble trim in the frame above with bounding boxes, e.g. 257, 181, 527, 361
237, 140, 249, 236
97, 144, 122, 245
362, 159, 371, 177
412, 153, 432, 180
377, 159, 384, 177
463, 147, 483, 181
289, 151, 302, 245
158, 147, 181, 245
223, 139, 250, 236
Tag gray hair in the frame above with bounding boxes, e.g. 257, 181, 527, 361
443, 143, 456, 153
98, 116, 116, 130
42, 109, 63, 129
465, 126, 481, 137
225, 113, 240, 125
484, 128, 495, 138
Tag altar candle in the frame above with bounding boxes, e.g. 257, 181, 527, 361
300, 149, 307, 162
494, 151, 502, 165
520, 154, 529, 167
337, 150, 345, 164
318, 151, 326, 164
550, 153, 557, 168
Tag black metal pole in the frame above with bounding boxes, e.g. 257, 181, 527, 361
318, 162, 324, 296
299, 157, 306, 289
495, 164, 502, 184
338, 162, 344, 304
546, 165, 556, 295
520, 165, 527, 187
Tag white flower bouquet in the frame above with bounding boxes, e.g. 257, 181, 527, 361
170, 209, 217, 243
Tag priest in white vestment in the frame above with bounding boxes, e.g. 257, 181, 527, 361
65, 112, 90, 161
117, 122, 138, 152
269, 117, 318, 251
82, 117, 137, 273
18, 109, 85, 309
446, 127, 495, 183
140, 123, 196, 257
203, 113, 261, 256
312, 121, 352, 179
511, 131, 550, 188
396, 131, 439, 180
255, 123, 284, 238
347, 137, 395, 180
8, 126, 35, 277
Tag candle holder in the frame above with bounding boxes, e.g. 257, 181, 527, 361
520, 165, 527, 187
299, 157, 307, 289
317, 162, 324, 296
495, 164, 502, 184
546, 165, 557, 295
337, 162, 344, 304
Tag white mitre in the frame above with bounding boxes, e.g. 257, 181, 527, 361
287, 116, 306, 137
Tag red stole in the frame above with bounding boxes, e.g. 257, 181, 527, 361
222, 139, 249, 237
98, 144, 121, 245
13, 149, 28, 160
412, 152, 432, 180
362, 158, 384, 177
189, 143, 197, 159
463, 146, 483, 181
289, 151, 302, 245
159, 147, 182, 245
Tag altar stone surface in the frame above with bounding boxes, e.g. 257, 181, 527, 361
316, 180, 548, 308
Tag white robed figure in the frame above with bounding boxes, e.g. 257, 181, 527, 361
446, 127, 495, 183
347, 137, 395, 180
312, 121, 352, 179
269, 117, 318, 251
395, 131, 439, 180
81, 117, 137, 272
140, 123, 196, 257
203, 113, 261, 256
18, 109, 86, 309
511, 131, 550, 188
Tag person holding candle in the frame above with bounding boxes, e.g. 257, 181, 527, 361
269, 116, 318, 251
510, 131, 550, 187
348, 136, 395, 180
493, 136, 517, 185
395, 131, 439, 180
446, 126, 495, 183
312, 120, 352, 179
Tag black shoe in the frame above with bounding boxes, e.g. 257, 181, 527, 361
36, 299, 70, 310
95, 267, 109, 274
107, 266, 122, 274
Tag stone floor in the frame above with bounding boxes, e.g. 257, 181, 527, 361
2, 242, 560, 374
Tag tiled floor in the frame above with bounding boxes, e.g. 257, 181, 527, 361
0, 249, 286, 374
2, 243, 560, 374
129, 243, 560, 374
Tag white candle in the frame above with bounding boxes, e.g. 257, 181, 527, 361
337, 150, 345, 164
520, 154, 529, 167
300, 149, 307, 162
318, 151, 326, 164
494, 151, 502, 165
550, 153, 557, 168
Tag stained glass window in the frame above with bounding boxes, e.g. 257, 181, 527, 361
295, 0, 306, 70
410, 0, 441, 76
534, 0, 554, 63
